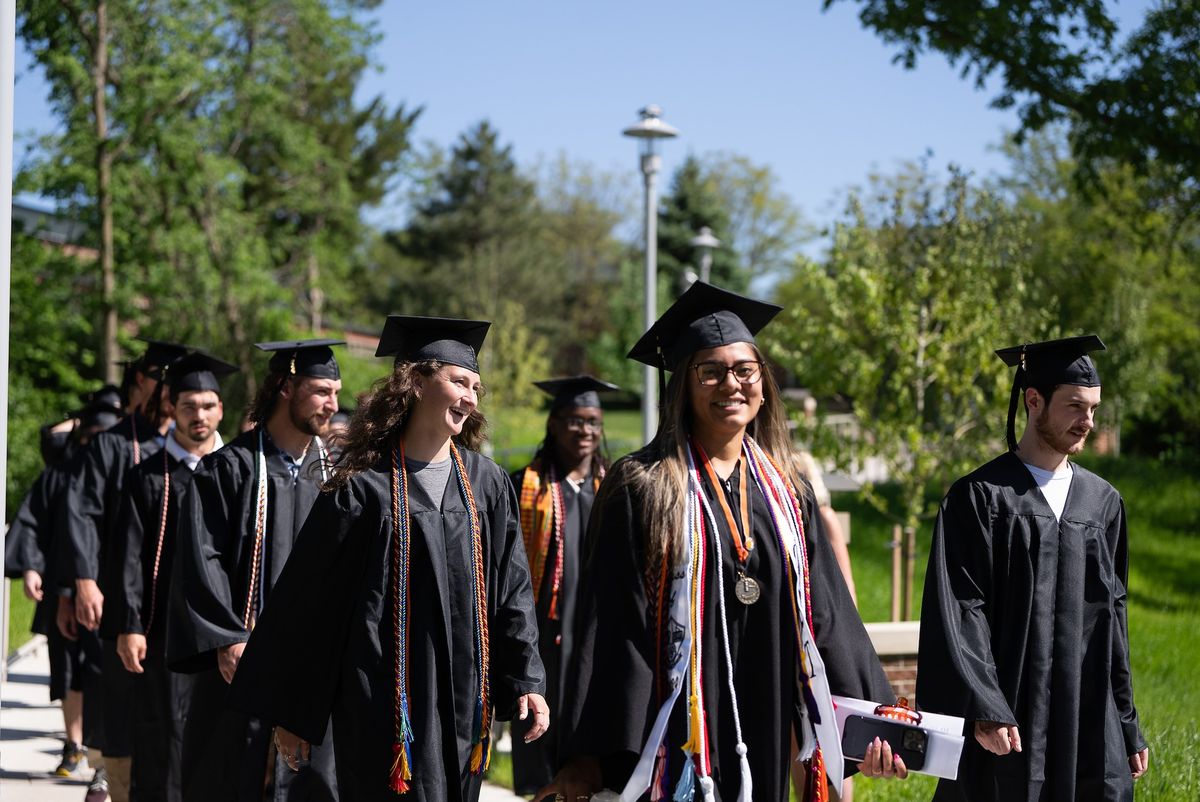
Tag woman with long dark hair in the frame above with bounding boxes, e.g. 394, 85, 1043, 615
228, 316, 547, 802
545, 283, 906, 801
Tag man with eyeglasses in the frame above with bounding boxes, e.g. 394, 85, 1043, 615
509, 375, 619, 796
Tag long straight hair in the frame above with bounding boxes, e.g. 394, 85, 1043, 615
325, 360, 487, 490
597, 343, 806, 586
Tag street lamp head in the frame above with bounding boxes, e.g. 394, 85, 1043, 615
622, 105, 679, 158
690, 226, 721, 251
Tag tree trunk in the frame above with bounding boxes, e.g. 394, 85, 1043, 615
307, 250, 322, 333
93, 0, 119, 383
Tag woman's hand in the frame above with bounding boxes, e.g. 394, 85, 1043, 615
518, 692, 550, 742
856, 736, 909, 780
533, 756, 602, 802
274, 727, 310, 772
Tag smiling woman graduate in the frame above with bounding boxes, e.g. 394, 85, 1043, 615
544, 282, 907, 802
228, 315, 548, 802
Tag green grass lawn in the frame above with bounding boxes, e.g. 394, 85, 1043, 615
7, 578, 38, 655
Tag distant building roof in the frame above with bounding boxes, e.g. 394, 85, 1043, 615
12, 200, 88, 246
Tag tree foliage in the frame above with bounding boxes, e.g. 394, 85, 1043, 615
828, 0, 1200, 212
773, 162, 1044, 530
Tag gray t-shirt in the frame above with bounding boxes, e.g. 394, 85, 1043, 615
406, 456, 453, 508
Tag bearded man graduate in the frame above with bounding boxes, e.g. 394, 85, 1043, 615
111, 352, 233, 802
917, 336, 1149, 802
167, 339, 342, 802
509, 375, 618, 795
58, 339, 189, 802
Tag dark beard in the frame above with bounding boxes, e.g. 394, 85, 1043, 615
1034, 410, 1088, 455
288, 394, 325, 437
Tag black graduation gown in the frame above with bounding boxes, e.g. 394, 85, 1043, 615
917, 452, 1146, 802
561, 455, 893, 802
5, 448, 103, 715
59, 413, 164, 757
226, 448, 546, 802
507, 464, 595, 795
168, 427, 338, 802
6, 455, 74, 638
112, 449, 199, 802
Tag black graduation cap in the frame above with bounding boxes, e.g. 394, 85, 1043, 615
375, 316, 490, 373
166, 350, 239, 397
255, 338, 344, 380
627, 281, 782, 370
133, 338, 191, 378
534, 375, 619, 412
73, 384, 125, 430
995, 334, 1106, 450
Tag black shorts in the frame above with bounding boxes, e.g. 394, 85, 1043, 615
46, 621, 101, 701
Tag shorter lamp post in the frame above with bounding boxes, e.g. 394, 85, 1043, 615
690, 226, 720, 284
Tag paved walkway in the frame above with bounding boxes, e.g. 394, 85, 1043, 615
1, 636, 525, 801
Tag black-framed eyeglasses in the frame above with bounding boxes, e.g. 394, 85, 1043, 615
557, 416, 604, 433
692, 360, 764, 386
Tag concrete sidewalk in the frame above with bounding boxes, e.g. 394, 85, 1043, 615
1, 636, 88, 801
1, 635, 525, 801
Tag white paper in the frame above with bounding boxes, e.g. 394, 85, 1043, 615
831, 695, 965, 781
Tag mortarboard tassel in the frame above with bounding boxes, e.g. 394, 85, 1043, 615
1006, 364, 1024, 452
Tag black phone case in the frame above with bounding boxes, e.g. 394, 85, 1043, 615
841, 714, 928, 771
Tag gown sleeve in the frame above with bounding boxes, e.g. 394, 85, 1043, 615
1107, 497, 1146, 756
560, 472, 653, 782
917, 480, 1017, 725
169, 455, 252, 671
226, 480, 373, 744
61, 437, 110, 582
5, 471, 50, 578
486, 466, 546, 720
111, 470, 149, 636
801, 483, 894, 705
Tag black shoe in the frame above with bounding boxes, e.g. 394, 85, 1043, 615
84, 767, 108, 802
55, 740, 86, 776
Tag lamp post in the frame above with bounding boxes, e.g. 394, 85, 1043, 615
623, 105, 679, 445
690, 226, 720, 284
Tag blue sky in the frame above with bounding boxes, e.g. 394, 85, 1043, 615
14, 1, 1151, 231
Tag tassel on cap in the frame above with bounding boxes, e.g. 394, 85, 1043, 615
698, 774, 716, 802
1006, 365, 1024, 452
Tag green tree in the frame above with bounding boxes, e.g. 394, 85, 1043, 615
827, 0, 1200, 213
658, 155, 744, 294
536, 155, 634, 374
703, 152, 808, 281
772, 162, 1044, 536
6, 232, 97, 513
1001, 131, 1200, 455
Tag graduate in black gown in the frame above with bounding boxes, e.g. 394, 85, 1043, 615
227, 315, 548, 802
509, 375, 618, 795
112, 352, 234, 802
168, 339, 344, 802
59, 339, 189, 802
917, 336, 1149, 802
545, 282, 906, 802
4, 388, 121, 776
